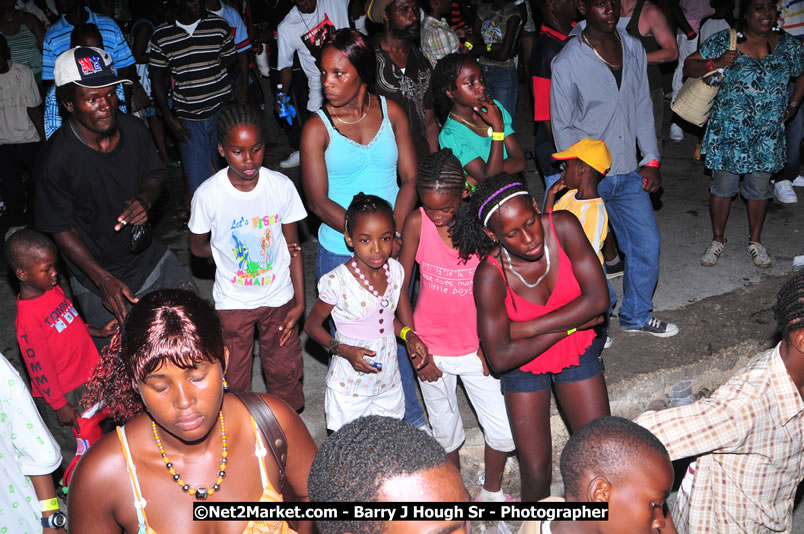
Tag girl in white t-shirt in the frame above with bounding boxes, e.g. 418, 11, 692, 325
188, 104, 307, 408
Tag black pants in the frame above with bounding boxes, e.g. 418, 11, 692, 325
0, 142, 41, 226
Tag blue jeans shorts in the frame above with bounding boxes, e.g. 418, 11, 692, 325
500, 332, 605, 394
711, 170, 773, 200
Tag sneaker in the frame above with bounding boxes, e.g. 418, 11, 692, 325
622, 316, 679, 337
774, 180, 798, 203
700, 240, 725, 267
279, 150, 300, 169
605, 258, 625, 279
474, 490, 518, 503
747, 242, 771, 268
793, 175, 804, 187
604, 336, 613, 349
669, 123, 684, 142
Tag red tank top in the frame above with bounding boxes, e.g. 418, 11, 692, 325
487, 212, 595, 374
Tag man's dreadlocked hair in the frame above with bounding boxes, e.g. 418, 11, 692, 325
774, 271, 804, 340
431, 52, 475, 122
452, 173, 531, 262
216, 103, 265, 145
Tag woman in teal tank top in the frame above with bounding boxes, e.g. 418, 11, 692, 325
301, 28, 418, 277
0, 7, 44, 84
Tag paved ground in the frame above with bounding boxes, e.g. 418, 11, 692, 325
2, 93, 804, 532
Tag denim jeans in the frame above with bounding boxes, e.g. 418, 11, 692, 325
315, 245, 427, 427
481, 63, 518, 118
179, 109, 223, 198
597, 171, 660, 329
783, 82, 803, 181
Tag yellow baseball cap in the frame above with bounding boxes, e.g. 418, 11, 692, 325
552, 138, 612, 175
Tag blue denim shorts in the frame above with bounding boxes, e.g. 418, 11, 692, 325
710, 170, 773, 200
500, 332, 605, 394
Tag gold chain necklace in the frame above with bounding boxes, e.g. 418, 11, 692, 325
582, 30, 623, 70
449, 112, 492, 136
331, 93, 371, 125
152, 411, 228, 500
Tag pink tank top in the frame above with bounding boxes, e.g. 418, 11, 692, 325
487, 212, 595, 374
413, 208, 481, 356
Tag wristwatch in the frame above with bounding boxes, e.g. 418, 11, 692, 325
42, 511, 67, 529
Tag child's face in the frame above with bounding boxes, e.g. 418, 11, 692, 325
561, 159, 583, 190
345, 211, 395, 271
19, 248, 59, 294
218, 124, 264, 186
448, 61, 490, 111
602, 451, 675, 534
420, 188, 462, 228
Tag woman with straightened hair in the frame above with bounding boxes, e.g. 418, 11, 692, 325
67, 289, 317, 534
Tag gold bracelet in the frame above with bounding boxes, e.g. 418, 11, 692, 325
400, 326, 414, 342
40, 498, 60, 512
491, 131, 505, 141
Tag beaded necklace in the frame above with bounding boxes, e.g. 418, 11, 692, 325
352, 260, 392, 307
152, 411, 228, 500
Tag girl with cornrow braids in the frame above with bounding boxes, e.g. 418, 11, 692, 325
452, 173, 610, 502
397, 149, 516, 502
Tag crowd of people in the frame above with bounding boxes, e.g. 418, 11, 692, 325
3, 0, 804, 532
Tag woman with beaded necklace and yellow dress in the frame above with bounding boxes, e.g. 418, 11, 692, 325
433, 53, 526, 194
67, 289, 317, 534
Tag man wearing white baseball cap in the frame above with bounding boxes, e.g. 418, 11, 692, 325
34, 46, 197, 345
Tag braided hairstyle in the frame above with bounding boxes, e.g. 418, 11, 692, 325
452, 173, 531, 262
431, 52, 474, 123
344, 193, 394, 236
417, 148, 465, 196
774, 271, 804, 341
215, 103, 265, 146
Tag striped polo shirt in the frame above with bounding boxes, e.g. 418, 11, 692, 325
149, 16, 236, 120
41, 7, 135, 81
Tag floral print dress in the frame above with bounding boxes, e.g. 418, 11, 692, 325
700, 30, 804, 174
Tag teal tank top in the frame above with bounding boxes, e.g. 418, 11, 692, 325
316, 95, 399, 256
1, 13, 42, 83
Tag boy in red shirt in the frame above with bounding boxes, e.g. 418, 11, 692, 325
8, 229, 115, 470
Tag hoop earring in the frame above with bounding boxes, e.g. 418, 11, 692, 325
222, 379, 229, 391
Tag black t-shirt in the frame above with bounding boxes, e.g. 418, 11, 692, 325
373, 40, 434, 163
35, 113, 168, 295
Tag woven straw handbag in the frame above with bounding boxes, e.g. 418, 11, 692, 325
672, 28, 737, 127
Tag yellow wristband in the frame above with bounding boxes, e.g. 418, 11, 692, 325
40, 498, 59, 512
567, 328, 577, 336
464, 41, 474, 51
400, 326, 413, 342
491, 131, 505, 141
486, 43, 493, 52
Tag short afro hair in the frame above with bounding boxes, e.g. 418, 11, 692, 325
560, 416, 670, 499
308, 416, 448, 534
6, 229, 58, 272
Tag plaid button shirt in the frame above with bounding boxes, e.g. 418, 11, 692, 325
421, 15, 460, 68
636, 344, 804, 534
